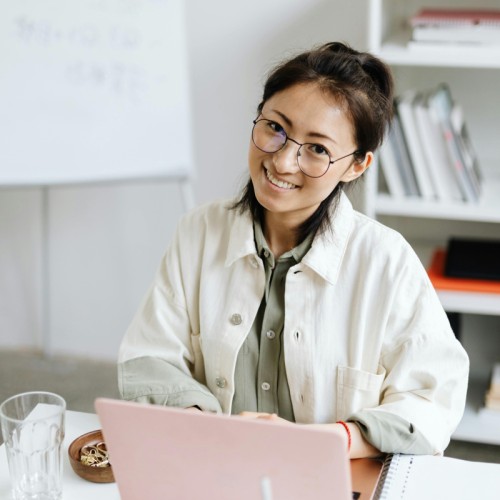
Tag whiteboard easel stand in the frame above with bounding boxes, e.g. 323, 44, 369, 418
40, 186, 51, 354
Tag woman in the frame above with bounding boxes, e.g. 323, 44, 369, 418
118, 42, 468, 458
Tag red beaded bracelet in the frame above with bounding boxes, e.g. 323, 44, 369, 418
336, 420, 352, 451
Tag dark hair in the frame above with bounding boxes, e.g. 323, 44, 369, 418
234, 41, 394, 242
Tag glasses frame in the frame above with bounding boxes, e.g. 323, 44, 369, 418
252, 118, 359, 178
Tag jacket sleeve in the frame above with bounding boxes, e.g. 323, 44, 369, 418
117, 214, 221, 413
350, 326, 468, 454
350, 246, 469, 455
118, 356, 221, 412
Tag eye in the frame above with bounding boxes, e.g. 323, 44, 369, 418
267, 120, 286, 135
307, 143, 329, 156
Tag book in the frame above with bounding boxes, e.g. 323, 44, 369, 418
375, 453, 500, 499
411, 26, 500, 45
427, 84, 481, 202
388, 109, 420, 197
485, 394, 500, 410
410, 8, 500, 45
427, 249, 500, 294
488, 363, 500, 395
378, 126, 408, 198
396, 91, 437, 199
484, 362, 500, 411
450, 104, 482, 195
410, 8, 500, 26
412, 91, 462, 202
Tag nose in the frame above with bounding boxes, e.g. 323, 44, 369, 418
272, 140, 300, 174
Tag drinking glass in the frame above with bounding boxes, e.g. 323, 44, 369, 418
0, 391, 66, 500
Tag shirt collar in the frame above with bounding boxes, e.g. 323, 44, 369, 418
224, 192, 355, 284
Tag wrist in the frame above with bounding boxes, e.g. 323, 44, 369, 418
336, 420, 352, 452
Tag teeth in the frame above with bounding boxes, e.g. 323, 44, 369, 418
265, 169, 297, 190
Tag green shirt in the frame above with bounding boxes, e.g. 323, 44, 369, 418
231, 220, 313, 421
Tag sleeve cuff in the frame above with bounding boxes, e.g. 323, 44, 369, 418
349, 409, 435, 455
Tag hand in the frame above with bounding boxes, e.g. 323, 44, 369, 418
184, 406, 202, 412
238, 411, 290, 424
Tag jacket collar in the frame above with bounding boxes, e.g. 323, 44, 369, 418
301, 192, 354, 285
225, 205, 258, 267
224, 192, 355, 285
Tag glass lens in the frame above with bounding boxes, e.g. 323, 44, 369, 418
252, 120, 286, 153
298, 144, 330, 177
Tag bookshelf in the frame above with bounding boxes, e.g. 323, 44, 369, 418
367, 0, 500, 445
374, 166, 500, 223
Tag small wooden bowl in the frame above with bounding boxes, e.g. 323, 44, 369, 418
68, 429, 115, 483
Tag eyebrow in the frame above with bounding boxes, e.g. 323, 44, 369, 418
269, 109, 339, 145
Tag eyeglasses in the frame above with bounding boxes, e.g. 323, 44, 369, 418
251, 118, 359, 178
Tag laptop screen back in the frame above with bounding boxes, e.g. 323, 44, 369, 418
95, 398, 352, 500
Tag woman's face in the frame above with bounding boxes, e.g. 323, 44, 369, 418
248, 82, 371, 227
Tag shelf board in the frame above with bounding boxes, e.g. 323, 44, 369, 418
375, 196, 500, 223
375, 169, 500, 223
436, 290, 500, 316
377, 30, 500, 69
453, 379, 500, 445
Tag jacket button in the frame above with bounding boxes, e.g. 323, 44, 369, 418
215, 377, 227, 388
230, 313, 242, 325
266, 330, 276, 340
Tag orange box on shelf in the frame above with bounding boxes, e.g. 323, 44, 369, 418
427, 249, 500, 294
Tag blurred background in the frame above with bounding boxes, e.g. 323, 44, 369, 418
0, 0, 499, 462
0, 0, 368, 360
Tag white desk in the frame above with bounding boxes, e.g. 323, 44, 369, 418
0, 409, 383, 500
0, 410, 120, 499
3, 408, 499, 499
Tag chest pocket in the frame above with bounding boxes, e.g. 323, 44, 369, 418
336, 365, 386, 421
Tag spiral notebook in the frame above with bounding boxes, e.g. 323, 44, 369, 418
374, 453, 500, 500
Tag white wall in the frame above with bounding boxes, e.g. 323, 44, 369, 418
0, 0, 369, 360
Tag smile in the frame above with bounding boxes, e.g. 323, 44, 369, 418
265, 169, 298, 190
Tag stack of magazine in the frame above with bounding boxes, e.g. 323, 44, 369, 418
409, 8, 500, 46
378, 83, 482, 203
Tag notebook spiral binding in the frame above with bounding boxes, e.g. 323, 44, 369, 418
373, 454, 398, 500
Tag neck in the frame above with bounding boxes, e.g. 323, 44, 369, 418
263, 212, 300, 258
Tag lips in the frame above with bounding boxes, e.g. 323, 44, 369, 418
265, 168, 298, 190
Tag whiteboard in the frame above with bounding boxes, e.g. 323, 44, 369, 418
0, 0, 193, 185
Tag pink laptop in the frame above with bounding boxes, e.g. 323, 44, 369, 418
95, 398, 352, 500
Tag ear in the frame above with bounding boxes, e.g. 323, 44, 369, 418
340, 152, 373, 183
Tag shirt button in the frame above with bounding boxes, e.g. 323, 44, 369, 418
263, 249, 270, 258
215, 377, 226, 388
230, 313, 242, 325
261, 382, 270, 391
266, 330, 276, 340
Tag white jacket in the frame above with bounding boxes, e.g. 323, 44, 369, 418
119, 193, 469, 454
